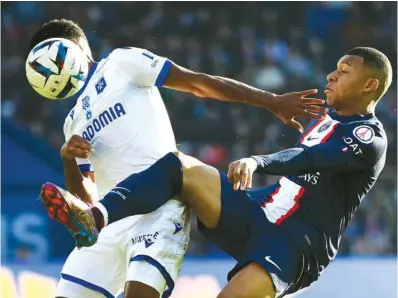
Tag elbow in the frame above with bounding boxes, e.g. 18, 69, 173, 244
190, 73, 211, 98
192, 87, 208, 98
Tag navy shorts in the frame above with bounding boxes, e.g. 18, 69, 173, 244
198, 171, 311, 296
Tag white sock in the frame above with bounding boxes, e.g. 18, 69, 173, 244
93, 201, 109, 227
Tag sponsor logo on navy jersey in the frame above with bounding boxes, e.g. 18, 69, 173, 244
132, 232, 159, 248
342, 136, 364, 155
82, 103, 126, 142
299, 172, 321, 185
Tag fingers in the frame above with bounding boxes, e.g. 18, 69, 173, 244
229, 162, 253, 191
300, 109, 326, 119
233, 166, 242, 190
301, 98, 326, 105
68, 135, 93, 152
66, 147, 91, 159
247, 173, 253, 189
303, 104, 328, 114
239, 163, 249, 191
305, 112, 324, 120
287, 119, 304, 133
70, 141, 92, 152
296, 89, 318, 97
227, 162, 237, 182
62, 135, 93, 160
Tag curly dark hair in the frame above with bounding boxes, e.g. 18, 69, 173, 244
29, 18, 88, 50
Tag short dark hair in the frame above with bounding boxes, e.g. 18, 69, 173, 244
346, 47, 393, 98
29, 19, 87, 50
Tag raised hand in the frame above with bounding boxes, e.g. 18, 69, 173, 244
270, 89, 327, 133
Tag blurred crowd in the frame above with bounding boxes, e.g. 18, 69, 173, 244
2, 2, 397, 256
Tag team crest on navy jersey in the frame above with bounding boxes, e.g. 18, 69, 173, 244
318, 120, 332, 133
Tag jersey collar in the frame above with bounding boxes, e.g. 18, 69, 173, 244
329, 109, 375, 123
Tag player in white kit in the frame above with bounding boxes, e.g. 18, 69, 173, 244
31, 19, 327, 298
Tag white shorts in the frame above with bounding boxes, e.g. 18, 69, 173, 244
56, 200, 191, 298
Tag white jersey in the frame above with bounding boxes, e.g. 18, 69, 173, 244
59, 47, 190, 298
63, 47, 177, 199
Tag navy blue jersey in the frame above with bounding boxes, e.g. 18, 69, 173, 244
251, 111, 387, 278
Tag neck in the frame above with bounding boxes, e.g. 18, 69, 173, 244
335, 97, 376, 116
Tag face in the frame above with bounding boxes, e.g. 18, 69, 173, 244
325, 55, 376, 110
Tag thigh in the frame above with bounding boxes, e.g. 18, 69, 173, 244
228, 217, 305, 297
197, 172, 252, 259
218, 262, 276, 298
176, 151, 222, 228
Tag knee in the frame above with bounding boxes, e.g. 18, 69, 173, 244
124, 281, 160, 298
174, 151, 204, 171
173, 151, 206, 193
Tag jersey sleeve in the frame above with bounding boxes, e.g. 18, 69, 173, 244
63, 117, 94, 173
252, 123, 387, 175
111, 47, 172, 87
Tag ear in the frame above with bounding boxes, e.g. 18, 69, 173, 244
364, 78, 379, 93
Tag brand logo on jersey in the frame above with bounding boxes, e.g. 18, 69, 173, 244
307, 135, 319, 141
82, 96, 92, 120
95, 77, 107, 95
151, 59, 159, 68
173, 222, 183, 235
264, 256, 281, 271
132, 232, 159, 248
353, 125, 375, 144
318, 120, 332, 133
299, 172, 320, 185
82, 103, 126, 142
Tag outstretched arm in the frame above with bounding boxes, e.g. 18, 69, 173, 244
164, 63, 326, 132
112, 47, 327, 132
228, 124, 386, 190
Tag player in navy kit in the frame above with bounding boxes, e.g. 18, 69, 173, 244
41, 47, 392, 297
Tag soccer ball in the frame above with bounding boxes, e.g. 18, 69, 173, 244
26, 38, 89, 100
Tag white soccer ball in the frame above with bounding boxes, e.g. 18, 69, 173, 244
26, 38, 89, 100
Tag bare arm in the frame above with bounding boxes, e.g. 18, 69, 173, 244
164, 64, 276, 108
163, 63, 327, 131
61, 136, 97, 203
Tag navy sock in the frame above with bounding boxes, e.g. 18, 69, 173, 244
100, 152, 183, 225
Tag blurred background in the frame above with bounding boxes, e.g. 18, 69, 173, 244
1, 2, 397, 298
